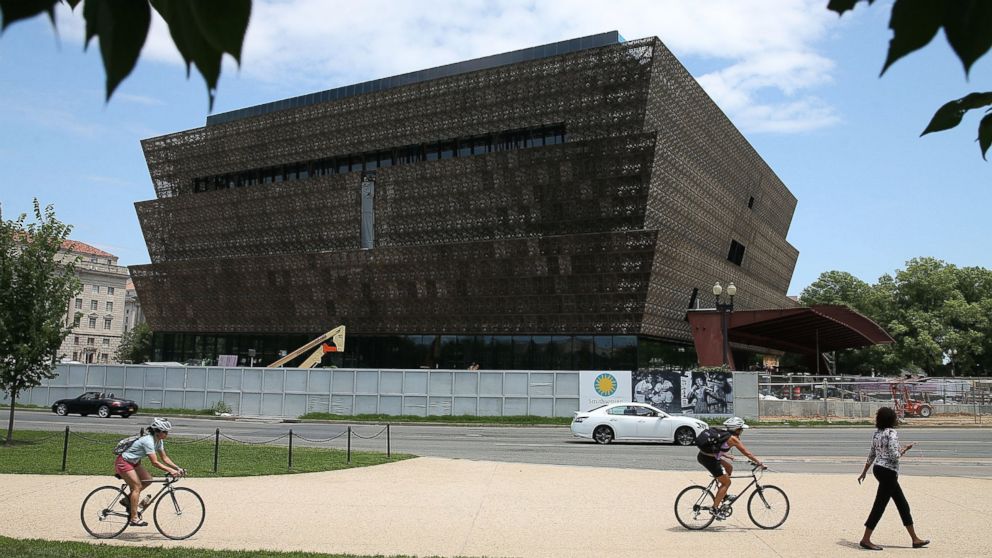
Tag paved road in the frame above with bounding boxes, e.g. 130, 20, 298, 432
13, 410, 992, 476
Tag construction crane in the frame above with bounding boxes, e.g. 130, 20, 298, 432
266, 325, 346, 368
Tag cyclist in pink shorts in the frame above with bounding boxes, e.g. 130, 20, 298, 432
114, 418, 186, 526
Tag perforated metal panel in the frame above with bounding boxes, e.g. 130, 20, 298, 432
131, 36, 798, 352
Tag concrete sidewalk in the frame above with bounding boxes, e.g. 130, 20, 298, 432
1, 458, 989, 557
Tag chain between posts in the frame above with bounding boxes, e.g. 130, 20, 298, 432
43, 423, 394, 473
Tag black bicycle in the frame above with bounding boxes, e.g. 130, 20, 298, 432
80, 474, 205, 540
674, 462, 789, 530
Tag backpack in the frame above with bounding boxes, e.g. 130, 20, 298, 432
695, 427, 732, 454
113, 431, 144, 456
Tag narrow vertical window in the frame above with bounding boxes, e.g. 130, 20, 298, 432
360, 172, 376, 249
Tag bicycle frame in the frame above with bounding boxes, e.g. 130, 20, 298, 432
116, 476, 182, 516
703, 465, 766, 499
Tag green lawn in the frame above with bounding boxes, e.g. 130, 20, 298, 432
0, 430, 413, 476
0, 536, 433, 558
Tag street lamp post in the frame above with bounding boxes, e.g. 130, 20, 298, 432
713, 282, 737, 367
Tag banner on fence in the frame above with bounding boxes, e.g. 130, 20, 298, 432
579, 371, 632, 411
633, 369, 735, 416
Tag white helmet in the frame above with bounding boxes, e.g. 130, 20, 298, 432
149, 417, 172, 432
723, 417, 749, 431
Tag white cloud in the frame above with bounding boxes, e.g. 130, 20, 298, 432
114, 93, 165, 107
1, 96, 102, 139
70, 0, 848, 134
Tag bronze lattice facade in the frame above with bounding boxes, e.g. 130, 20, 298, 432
131, 32, 799, 369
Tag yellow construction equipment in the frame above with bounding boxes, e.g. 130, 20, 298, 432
266, 325, 346, 368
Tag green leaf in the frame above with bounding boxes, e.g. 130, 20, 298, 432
942, 0, 992, 76
189, 0, 250, 64
827, 0, 872, 16
882, 0, 943, 75
0, 0, 57, 31
151, 0, 225, 110
979, 113, 992, 160
82, 0, 152, 101
920, 91, 992, 135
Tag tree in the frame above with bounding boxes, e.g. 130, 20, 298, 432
829, 0, 992, 159
0, 0, 251, 109
1, 201, 82, 445
798, 270, 873, 309
800, 259, 992, 376
115, 322, 153, 364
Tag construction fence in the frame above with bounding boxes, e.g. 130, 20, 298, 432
758, 375, 992, 421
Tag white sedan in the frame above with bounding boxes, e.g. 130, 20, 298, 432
570, 402, 709, 445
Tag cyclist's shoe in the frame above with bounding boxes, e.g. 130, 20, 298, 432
709, 507, 729, 521
128, 519, 148, 527
724, 493, 738, 503
119, 497, 130, 509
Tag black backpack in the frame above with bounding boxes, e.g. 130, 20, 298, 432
695, 427, 732, 454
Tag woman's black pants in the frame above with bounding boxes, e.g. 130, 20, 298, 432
865, 465, 913, 529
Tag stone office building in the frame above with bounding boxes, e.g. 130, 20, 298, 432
130, 31, 799, 370
58, 241, 129, 364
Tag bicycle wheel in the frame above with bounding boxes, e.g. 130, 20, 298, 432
153, 487, 205, 540
80, 486, 130, 539
674, 485, 716, 530
747, 484, 790, 529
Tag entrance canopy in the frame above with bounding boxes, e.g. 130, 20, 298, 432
687, 305, 894, 369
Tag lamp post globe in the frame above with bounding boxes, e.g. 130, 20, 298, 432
712, 281, 738, 368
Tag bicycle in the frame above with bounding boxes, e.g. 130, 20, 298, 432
674, 462, 790, 530
80, 474, 205, 540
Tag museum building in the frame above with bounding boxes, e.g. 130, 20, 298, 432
130, 31, 799, 370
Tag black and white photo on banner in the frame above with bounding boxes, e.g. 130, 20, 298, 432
632, 368, 733, 415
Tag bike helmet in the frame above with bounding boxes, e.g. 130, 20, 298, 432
723, 416, 749, 431
149, 417, 173, 432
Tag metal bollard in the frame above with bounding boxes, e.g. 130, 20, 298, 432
61, 426, 69, 471
213, 428, 220, 473
288, 429, 293, 469
387, 424, 391, 458
347, 426, 351, 463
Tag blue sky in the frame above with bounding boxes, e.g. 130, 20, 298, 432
1, 0, 989, 296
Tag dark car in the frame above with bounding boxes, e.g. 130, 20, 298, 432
51, 392, 138, 418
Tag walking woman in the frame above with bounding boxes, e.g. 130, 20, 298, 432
857, 407, 929, 550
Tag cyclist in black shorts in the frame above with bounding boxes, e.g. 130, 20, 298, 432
697, 416, 764, 519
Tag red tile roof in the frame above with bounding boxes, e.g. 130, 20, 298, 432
61, 240, 115, 258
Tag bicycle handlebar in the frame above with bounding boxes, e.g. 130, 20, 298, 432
749, 461, 772, 478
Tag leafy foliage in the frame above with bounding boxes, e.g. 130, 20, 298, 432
0, 200, 82, 444
828, 0, 992, 159
114, 321, 152, 364
0, 0, 251, 109
801, 258, 992, 376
